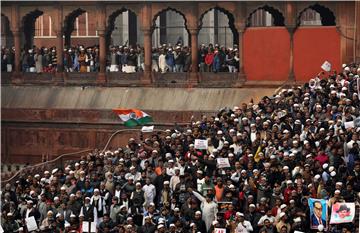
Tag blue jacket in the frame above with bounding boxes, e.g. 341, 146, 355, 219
213, 54, 221, 72
311, 213, 326, 228
165, 52, 175, 67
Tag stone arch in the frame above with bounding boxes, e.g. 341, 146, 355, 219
1, 14, 14, 47
246, 5, 285, 27
63, 8, 86, 47
296, 3, 336, 27
21, 9, 43, 49
152, 7, 189, 46
106, 8, 138, 48
152, 7, 188, 31
199, 6, 238, 46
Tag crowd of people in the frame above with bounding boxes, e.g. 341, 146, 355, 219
1, 43, 240, 74
1, 64, 360, 233
1, 45, 101, 74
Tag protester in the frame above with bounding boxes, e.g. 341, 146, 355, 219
1, 64, 360, 233
3, 43, 241, 74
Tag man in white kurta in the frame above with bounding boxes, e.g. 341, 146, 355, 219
142, 178, 156, 207
191, 189, 218, 232
236, 212, 253, 233
170, 168, 181, 191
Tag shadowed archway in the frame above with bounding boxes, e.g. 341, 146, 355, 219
246, 5, 285, 27
296, 4, 336, 27
22, 9, 43, 49
106, 8, 139, 48
1, 14, 14, 47
152, 8, 189, 47
199, 7, 238, 47
63, 8, 86, 47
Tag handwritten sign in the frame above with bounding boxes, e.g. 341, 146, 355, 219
195, 139, 208, 150
214, 228, 226, 233
321, 61, 331, 72
82, 221, 96, 232
344, 121, 355, 129
217, 158, 230, 168
25, 216, 38, 232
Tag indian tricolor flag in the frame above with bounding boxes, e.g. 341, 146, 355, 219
113, 109, 153, 127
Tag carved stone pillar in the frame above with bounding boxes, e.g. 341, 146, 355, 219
13, 30, 21, 73
11, 5, 22, 83
285, 2, 296, 82
97, 6, 106, 84
189, 28, 199, 73
140, 4, 152, 85
143, 29, 152, 74
189, 28, 199, 84
287, 26, 295, 82
238, 28, 246, 80
55, 6, 64, 73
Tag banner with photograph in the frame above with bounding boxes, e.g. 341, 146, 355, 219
217, 201, 233, 214
308, 198, 328, 230
330, 202, 355, 224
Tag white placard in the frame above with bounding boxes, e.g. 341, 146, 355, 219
195, 139, 208, 150
141, 125, 154, 133
82, 221, 96, 232
217, 158, 230, 168
0, 225, 3, 233
321, 61, 331, 72
277, 110, 287, 119
214, 228, 227, 233
344, 121, 354, 129
25, 216, 38, 232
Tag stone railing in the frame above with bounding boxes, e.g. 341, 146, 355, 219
1, 149, 92, 186
1, 72, 248, 88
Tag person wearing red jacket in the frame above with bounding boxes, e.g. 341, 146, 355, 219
283, 180, 295, 204
204, 49, 214, 72
314, 150, 329, 166
224, 204, 236, 221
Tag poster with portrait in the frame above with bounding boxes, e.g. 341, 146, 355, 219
217, 201, 233, 214
330, 202, 355, 224
308, 198, 328, 230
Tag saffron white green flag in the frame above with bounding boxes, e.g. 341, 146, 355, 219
113, 109, 153, 127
